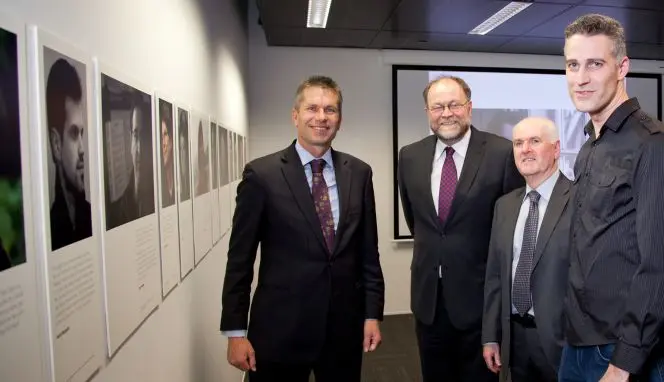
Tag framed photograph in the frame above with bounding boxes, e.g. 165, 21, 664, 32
100, 72, 155, 231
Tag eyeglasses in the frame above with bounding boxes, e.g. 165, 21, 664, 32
427, 100, 470, 114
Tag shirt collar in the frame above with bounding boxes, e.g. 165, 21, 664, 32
584, 97, 641, 138
435, 127, 472, 160
295, 140, 334, 168
525, 170, 559, 203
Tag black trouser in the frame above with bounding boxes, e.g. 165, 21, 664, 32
415, 279, 497, 382
248, 312, 363, 382
510, 314, 557, 382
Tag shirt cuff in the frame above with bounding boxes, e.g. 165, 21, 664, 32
611, 340, 649, 375
221, 330, 247, 338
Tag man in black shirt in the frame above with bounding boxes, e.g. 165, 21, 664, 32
560, 14, 664, 382
46, 58, 92, 250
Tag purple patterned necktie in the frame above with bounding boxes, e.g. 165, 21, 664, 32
311, 159, 335, 253
438, 147, 457, 223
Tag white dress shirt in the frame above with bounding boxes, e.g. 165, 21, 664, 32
510, 171, 560, 316
430, 128, 471, 213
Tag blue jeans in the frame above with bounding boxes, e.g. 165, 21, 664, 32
558, 344, 664, 382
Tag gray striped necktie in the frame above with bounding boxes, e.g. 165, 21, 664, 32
513, 190, 540, 316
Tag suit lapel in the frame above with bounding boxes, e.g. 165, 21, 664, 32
532, 174, 570, 268
505, 188, 524, 286
332, 150, 351, 255
416, 136, 440, 229
280, 145, 328, 252
446, 127, 486, 226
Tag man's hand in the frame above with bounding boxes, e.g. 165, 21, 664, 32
482, 343, 502, 374
363, 320, 382, 352
599, 364, 629, 382
227, 337, 256, 372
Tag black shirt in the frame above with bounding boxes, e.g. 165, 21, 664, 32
565, 98, 664, 374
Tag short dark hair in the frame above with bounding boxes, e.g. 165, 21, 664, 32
293, 75, 343, 114
423, 75, 471, 105
46, 58, 82, 136
565, 14, 626, 60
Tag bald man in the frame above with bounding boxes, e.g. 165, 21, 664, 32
481, 117, 572, 382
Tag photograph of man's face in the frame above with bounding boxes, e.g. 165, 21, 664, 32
101, 73, 154, 231
177, 108, 190, 202
159, 100, 175, 208
0, 26, 26, 271
44, 50, 93, 251
211, 122, 218, 189
130, 106, 142, 186
195, 120, 209, 197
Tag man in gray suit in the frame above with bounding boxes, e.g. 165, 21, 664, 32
482, 117, 571, 382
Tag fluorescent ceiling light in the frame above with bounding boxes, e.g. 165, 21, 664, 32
468, 1, 532, 35
307, 0, 332, 28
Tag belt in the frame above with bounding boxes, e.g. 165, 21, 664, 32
511, 313, 537, 328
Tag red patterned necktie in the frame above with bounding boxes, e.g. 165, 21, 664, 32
311, 159, 335, 252
438, 147, 457, 223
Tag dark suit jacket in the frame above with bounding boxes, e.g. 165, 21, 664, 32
220, 142, 385, 363
482, 173, 571, 381
398, 127, 524, 329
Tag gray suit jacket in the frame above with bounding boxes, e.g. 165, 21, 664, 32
482, 172, 571, 381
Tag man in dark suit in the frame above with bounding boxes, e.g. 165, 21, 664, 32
398, 75, 524, 382
482, 117, 571, 382
220, 75, 385, 382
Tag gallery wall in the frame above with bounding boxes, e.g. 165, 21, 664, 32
0, 0, 248, 382
246, 2, 664, 315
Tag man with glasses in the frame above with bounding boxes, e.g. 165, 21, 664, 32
398, 75, 523, 382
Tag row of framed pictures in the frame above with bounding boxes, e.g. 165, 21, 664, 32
0, 10, 246, 382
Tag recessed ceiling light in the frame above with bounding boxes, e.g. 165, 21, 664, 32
468, 1, 532, 35
307, 0, 332, 28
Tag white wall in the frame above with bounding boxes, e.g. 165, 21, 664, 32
1, 0, 247, 381
247, 3, 664, 315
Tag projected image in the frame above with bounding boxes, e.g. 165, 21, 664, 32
393, 66, 661, 239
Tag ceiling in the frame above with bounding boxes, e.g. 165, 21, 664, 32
255, 0, 664, 61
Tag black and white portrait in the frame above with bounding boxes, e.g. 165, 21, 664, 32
194, 119, 209, 197
211, 122, 218, 190
159, 99, 175, 208
219, 127, 228, 186
43, 48, 92, 251
177, 108, 191, 202
101, 74, 154, 230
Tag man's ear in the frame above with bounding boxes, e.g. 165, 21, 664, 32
49, 128, 62, 163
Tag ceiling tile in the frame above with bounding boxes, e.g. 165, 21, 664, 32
370, 30, 511, 51
383, 0, 513, 33
258, 0, 308, 28
489, 3, 573, 36
582, 0, 664, 11
265, 28, 377, 48
327, 0, 403, 30
528, 5, 661, 44
497, 36, 566, 56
